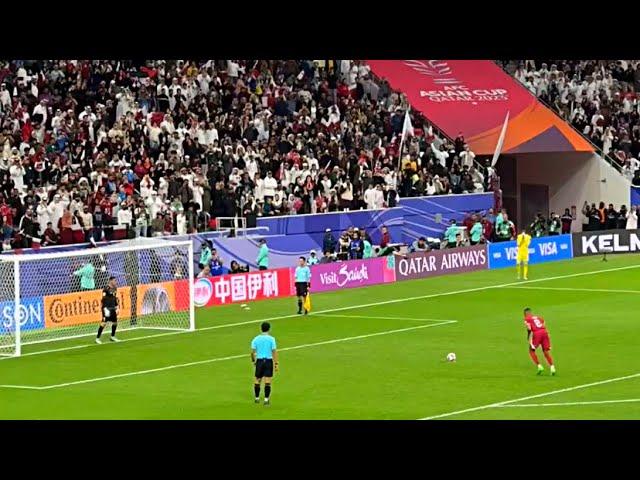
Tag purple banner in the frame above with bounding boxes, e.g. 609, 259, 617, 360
308, 257, 393, 293
394, 244, 488, 281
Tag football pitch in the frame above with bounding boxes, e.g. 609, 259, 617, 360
1, 254, 639, 420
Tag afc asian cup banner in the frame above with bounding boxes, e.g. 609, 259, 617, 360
194, 268, 293, 307
394, 244, 488, 281
366, 60, 593, 155
488, 234, 573, 269
572, 229, 640, 257
308, 257, 396, 293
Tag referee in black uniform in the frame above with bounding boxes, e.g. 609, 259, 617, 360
96, 276, 121, 344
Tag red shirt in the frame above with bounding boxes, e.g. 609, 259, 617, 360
22, 121, 33, 142
524, 314, 546, 333
381, 231, 391, 248
121, 183, 134, 197
337, 84, 350, 98
482, 220, 493, 240
100, 198, 114, 217
1, 203, 13, 223
150, 112, 164, 125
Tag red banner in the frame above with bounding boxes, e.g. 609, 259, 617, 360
366, 60, 593, 155
193, 268, 293, 307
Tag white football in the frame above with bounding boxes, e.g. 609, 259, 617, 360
446, 352, 457, 362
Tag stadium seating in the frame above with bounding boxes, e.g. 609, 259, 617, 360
500, 60, 640, 180
0, 60, 492, 250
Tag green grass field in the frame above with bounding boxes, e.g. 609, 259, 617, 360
1, 253, 639, 420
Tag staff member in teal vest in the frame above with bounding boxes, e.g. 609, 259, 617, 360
256, 239, 269, 271
307, 250, 319, 265
363, 236, 373, 258
198, 240, 213, 270
470, 218, 483, 245
73, 261, 96, 290
444, 219, 459, 249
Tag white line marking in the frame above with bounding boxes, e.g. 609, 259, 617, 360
496, 398, 640, 408
0, 384, 42, 390
4, 262, 639, 360
507, 286, 640, 294
1, 329, 204, 359
0, 321, 456, 390
317, 314, 458, 323
420, 371, 640, 420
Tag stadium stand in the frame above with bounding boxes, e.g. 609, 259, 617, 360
0, 60, 494, 249
499, 60, 640, 180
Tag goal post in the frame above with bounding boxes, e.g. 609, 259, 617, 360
0, 237, 195, 357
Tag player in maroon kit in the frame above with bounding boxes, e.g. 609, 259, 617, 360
523, 307, 556, 375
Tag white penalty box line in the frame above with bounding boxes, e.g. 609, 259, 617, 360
0, 320, 456, 391
4, 261, 639, 361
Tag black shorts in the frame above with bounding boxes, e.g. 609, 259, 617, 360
102, 308, 118, 323
295, 282, 309, 297
254, 359, 274, 378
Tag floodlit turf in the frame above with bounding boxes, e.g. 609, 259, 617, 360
1, 253, 639, 420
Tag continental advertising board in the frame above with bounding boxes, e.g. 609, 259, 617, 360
43, 287, 132, 329
38, 280, 189, 329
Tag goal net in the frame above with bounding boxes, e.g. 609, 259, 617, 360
0, 237, 195, 357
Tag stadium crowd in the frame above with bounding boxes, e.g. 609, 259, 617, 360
501, 60, 640, 181
0, 59, 493, 250
579, 201, 639, 231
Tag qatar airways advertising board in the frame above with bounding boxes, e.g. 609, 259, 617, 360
394, 244, 488, 281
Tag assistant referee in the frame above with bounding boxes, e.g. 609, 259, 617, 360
294, 256, 311, 315
251, 322, 278, 406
